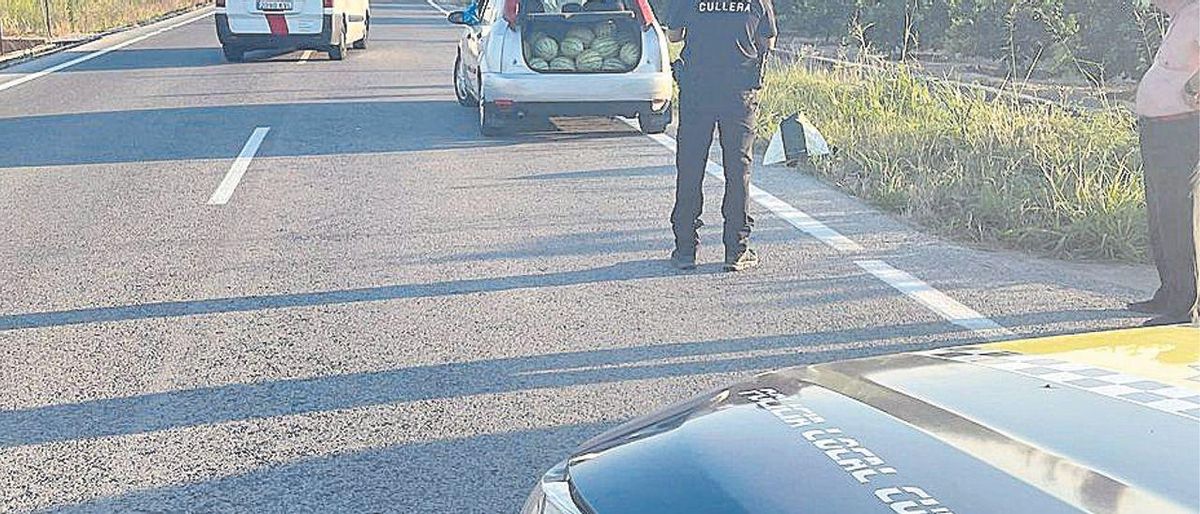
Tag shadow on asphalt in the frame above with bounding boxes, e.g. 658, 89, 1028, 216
50, 422, 612, 513
513, 165, 671, 181
0, 101, 647, 168
0, 259, 699, 332
0, 321, 954, 449
50, 46, 321, 72
0, 101, 470, 166
370, 16, 452, 27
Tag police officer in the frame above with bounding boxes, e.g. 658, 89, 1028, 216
665, 0, 776, 271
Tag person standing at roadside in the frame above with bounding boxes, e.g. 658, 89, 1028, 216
1129, 0, 1200, 325
665, 0, 776, 272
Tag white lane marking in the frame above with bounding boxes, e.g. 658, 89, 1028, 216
750, 187, 862, 252
0, 8, 213, 93
635, 119, 1008, 339
208, 127, 270, 206
426, 0, 451, 15
297, 50, 316, 63
856, 260, 1014, 339
632, 119, 861, 252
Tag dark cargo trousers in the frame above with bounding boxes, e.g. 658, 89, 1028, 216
672, 91, 758, 261
1139, 112, 1200, 322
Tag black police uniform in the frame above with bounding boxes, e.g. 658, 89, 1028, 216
666, 0, 776, 265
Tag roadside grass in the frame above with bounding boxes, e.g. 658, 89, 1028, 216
755, 59, 1146, 262
1, 0, 203, 38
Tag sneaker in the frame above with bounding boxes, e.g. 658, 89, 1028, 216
723, 248, 759, 272
670, 250, 696, 270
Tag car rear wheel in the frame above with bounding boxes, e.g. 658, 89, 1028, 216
328, 17, 348, 60
638, 107, 671, 135
222, 45, 244, 62
454, 54, 477, 107
352, 15, 369, 49
480, 103, 509, 137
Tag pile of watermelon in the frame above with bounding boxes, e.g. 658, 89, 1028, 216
525, 22, 641, 73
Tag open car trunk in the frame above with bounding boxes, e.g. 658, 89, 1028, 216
519, 11, 644, 74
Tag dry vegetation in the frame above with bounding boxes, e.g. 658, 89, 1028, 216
757, 57, 1146, 262
1, 0, 204, 38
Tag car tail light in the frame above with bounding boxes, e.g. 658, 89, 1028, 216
503, 0, 519, 27
215, 0, 225, 6
633, 0, 655, 27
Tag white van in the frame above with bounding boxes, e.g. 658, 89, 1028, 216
448, 0, 672, 135
215, 0, 371, 61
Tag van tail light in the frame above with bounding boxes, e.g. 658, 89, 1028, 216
503, 0, 519, 27
324, 0, 333, 7
215, 0, 225, 6
633, 0, 655, 27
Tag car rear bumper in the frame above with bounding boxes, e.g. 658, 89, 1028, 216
215, 13, 339, 50
482, 71, 673, 105
484, 100, 670, 120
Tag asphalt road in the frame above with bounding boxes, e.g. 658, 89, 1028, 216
0, 1, 1161, 512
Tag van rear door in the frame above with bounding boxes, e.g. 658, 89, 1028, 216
226, 0, 325, 35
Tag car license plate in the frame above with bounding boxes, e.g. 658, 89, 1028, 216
257, 0, 292, 10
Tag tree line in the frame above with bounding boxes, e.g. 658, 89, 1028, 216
656, 0, 1170, 83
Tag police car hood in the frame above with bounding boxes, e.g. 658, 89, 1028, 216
565, 327, 1200, 514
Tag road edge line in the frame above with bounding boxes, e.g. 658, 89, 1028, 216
208, 127, 271, 206
632, 119, 1009, 339
630, 119, 861, 253
0, 7, 214, 93
856, 259, 1014, 339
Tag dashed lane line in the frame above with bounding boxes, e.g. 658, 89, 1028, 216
0, 8, 213, 93
208, 127, 270, 206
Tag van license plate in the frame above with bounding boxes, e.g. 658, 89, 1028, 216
257, 0, 292, 10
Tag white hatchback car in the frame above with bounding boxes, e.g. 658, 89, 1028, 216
448, 0, 673, 135
216, 0, 371, 61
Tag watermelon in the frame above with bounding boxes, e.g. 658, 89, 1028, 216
576, 50, 603, 71
590, 35, 619, 58
528, 58, 550, 71
616, 31, 638, 47
548, 56, 576, 71
618, 42, 639, 66
601, 57, 628, 71
565, 26, 595, 44
592, 22, 615, 38
559, 37, 586, 58
533, 37, 559, 60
